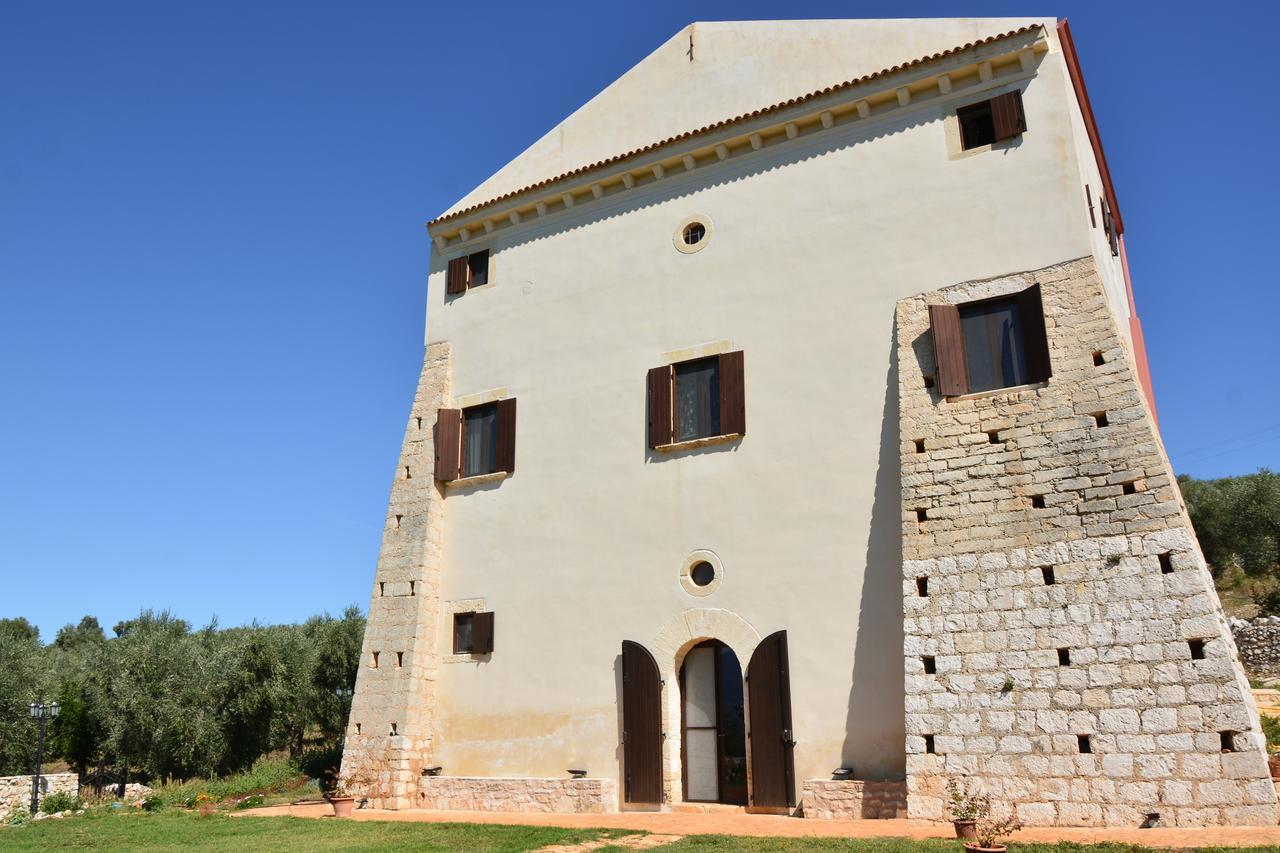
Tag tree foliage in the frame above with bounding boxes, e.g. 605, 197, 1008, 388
1180, 469, 1280, 578
0, 607, 364, 780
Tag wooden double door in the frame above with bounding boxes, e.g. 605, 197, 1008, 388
621, 631, 794, 808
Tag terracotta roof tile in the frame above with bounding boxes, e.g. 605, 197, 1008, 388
429, 24, 1043, 227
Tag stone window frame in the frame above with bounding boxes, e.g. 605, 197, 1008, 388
443, 598, 489, 664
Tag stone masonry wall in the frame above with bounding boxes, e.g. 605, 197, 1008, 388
418, 776, 617, 814
0, 773, 77, 815
1232, 618, 1280, 680
340, 342, 451, 809
896, 257, 1277, 827
800, 780, 907, 819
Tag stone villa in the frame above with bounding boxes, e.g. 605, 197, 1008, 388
339, 18, 1277, 827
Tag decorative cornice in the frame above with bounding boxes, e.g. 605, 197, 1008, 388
428, 26, 1048, 249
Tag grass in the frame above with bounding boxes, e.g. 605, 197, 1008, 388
7, 812, 1280, 853
144, 757, 306, 808
0, 809, 637, 851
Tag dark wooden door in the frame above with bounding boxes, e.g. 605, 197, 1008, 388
747, 630, 795, 808
621, 640, 663, 804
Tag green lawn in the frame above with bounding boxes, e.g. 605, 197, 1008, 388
0, 810, 633, 852
5, 812, 1280, 853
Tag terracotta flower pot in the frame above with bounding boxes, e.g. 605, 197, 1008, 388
953, 819, 977, 840
329, 796, 355, 817
1269, 753, 1280, 780
963, 845, 1006, 853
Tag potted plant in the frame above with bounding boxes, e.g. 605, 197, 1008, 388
965, 814, 1022, 853
945, 778, 988, 840
325, 768, 363, 818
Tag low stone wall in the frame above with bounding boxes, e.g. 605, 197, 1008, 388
800, 780, 908, 819
417, 776, 617, 814
1232, 618, 1280, 679
0, 773, 78, 815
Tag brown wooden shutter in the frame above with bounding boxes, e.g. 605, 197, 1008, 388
991, 90, 1026, 141
495, 397, 516, 473
621, 640, 663, 804
646, 365, 673, 448
1017, 285, 1052, 384
472, 611, 494, 654
469, 249, 490, 287
929, 304, 968, 396
446, 256, 470, 295
718, 350, 745, 436
747, 630, 796, 808
434, 408, 462, 481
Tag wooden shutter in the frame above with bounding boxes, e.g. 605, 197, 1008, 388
469, 249, 490, 287
991, 90, 1026, 141
718, 350, 746, 436
446, 256, 470, 295
929, 304, 968, 397
747, 630, 796, 808
621, 640, 663, 804
472, 611, 494, 654
1017, 285, 1052, 384
647, 365, 673, 448
495, 397, 516, 473
434, 408, 462, 481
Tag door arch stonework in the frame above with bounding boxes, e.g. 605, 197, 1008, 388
652, 608, 762, 805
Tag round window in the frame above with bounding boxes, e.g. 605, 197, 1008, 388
682, 222, 706, 246
673, 215, 713, 254
690, 561, 715, 587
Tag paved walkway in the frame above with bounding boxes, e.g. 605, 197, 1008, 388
238, 801, 1280, 848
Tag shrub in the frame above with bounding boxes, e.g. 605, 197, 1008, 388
294, 743, 343, 791
1262, 715, 1280, 752
232, 793, 265, 810
40, 791, 81, 814
140, 794, 163, 811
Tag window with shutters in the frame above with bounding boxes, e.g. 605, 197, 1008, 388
452, 611, 494, 655
435, 398, 516, 482
445, 249, 490, 295
929, 286, 1051, 397
648, 351, 746, 449
956, 90, 1026, 151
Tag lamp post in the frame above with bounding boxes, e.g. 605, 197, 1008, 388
28, 701, 59, 814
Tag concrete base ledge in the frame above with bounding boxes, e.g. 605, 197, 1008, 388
417, 776, 617, 814
801, 779, 908, 819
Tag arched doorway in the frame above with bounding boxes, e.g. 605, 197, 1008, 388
679, 640, 747, 805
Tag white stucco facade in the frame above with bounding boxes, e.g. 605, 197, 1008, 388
341, 19, 1269, 826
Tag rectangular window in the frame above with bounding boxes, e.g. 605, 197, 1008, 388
674, 357, 720, 442
462, 403, 498, 477
956, 91, 1025, 151
453, 612, 475, 654
445, 250, 491, 294
959, 296, 1029, 393
929, 285, 1052, 396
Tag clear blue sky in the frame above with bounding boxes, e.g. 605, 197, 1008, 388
4, 2, 1278, 640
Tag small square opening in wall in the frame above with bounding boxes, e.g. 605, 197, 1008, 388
1159, 553, 1174, 574
1121, 481, 1138, 496
1077, 734, 1092, 754
917, 576, 929, 597
409, 580, 416, 596
396, 651, 404, 669
1031, 495, 1046, 509
395, 514, 402, 529
924, 734, 936, 754
1220, 731, 1238, 753
914, 439, 926, 454
1058, 648, 1071, 666
404, 466, 412, 479
1041, 566, 1056, 585
416, 416, 423, 430
371, 651, 379, 669
379, 582, 385, 597
390, 722, 397, 736
1189, 639, 1206, 660
1092, 351, 1106, 367
987, 431, 1002, 445
1092, 412, 1109, 428
922, 656, 936, 674
915, 508, 928, 523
